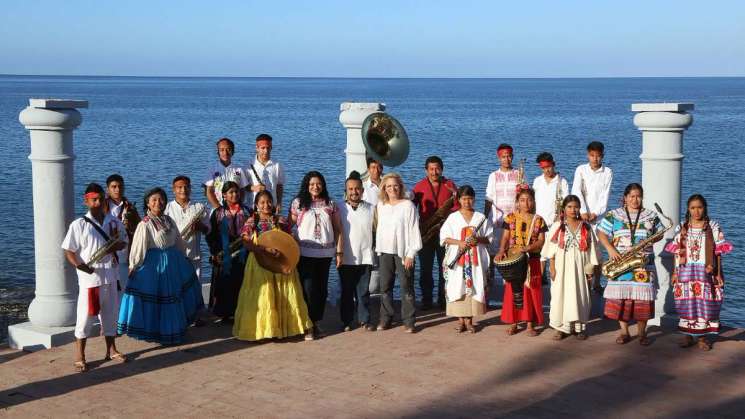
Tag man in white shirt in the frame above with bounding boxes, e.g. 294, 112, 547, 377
164, 175, 210, 281
245, 134, 286, 213
338, 171, 375, 332
485, 144, 520, 254
62, 183, 129, 372
361, 157, 383, 296
571, 141, 613, 291
204, 137, 250, 209
104, 174, 140, 292
362, 157, 383, 206
532, 152, 569, 229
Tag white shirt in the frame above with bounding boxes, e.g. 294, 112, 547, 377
362, 178, 381, 207
339, 201, 375, 265
129, 215, 188, 270
571, 164, 613, 223
203, 161, 250, 206
61, 212, 128, 288
245, 157, 286, 208
485, 169, 520, 225
532, 174, 569, 227
440, 211, 493, 304
164, 200, 210, 263
375, 200, 422, 259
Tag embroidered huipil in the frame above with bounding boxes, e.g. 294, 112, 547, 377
291, 198, 338, 258
598, 208, 661, 301
485, 169, 520, 225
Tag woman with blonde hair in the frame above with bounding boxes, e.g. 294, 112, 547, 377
375, 173, 422, 332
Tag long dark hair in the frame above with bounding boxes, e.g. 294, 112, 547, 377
252, 190, 278, 226
296, 171, 330, 211
143, 187, 167, 213
684, 194, 709, 228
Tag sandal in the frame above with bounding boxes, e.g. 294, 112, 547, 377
697, 338, 712, 351
553, 331, 567, 340
506, 325, 518, 336
455, 324, 466, 333
526, 329, 539, 337
466, 324, 477, 334
678, 335, 695, 348
106, 352, 129, 363
639, 335, 651, 346
74, 360, 88, 373
615, 334, 631, 345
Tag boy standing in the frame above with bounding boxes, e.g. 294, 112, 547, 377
204, 137, 250, 209
362, 157, 383, 206
245, 134, 285, 213
485, 144, 520, 255
571, 141, 613, 291
105, 174, 140, 290
62, 183, 129, 372
532, 152, 569, 229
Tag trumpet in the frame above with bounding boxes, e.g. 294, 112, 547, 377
182, 206, 207, 241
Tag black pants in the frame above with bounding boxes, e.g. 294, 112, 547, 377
418, 238, 446, 305
379, 253, 416, 328
297, 256, 332, 323
338, 264, 372, 326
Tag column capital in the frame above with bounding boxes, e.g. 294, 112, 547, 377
339, 102, 385, 128
19, 99, 88, 131
632, 103, 694, 132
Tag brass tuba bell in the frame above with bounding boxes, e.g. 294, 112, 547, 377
361, 112, 409, 167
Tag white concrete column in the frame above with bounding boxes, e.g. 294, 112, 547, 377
632, 102, 694, 326
339, 102, 385, 177
19, 99, 88, 327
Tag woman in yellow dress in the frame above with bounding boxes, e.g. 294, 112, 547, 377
233, 191, 312, 341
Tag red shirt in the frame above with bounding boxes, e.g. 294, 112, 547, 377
412, 177, 459, 222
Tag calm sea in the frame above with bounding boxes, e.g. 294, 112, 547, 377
1, 76, 743, 335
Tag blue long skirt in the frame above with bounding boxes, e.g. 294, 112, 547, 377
117, 246, 204, 344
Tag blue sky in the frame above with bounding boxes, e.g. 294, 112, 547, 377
1, 0, 743, 77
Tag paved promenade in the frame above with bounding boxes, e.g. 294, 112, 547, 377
1, 302, 744, 418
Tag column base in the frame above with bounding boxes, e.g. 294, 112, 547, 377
7, 322, 82, 351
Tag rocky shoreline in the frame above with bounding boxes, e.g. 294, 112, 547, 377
0, 288, 33, 345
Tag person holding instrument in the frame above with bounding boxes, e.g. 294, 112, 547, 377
494, 186, 547, 337
206, 181, 252, 324
440, 185, 492, 333
245, 134, 285, 213
597, 183, 662, 346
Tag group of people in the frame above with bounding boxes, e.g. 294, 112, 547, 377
61, 135, 733, 373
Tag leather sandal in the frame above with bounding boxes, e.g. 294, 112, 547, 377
697, 338, 712, 351
615, 334, 631, 344
74, 360, 88, 373
638, 335, 651, 346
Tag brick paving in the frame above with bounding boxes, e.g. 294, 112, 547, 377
1, 304, 744, 418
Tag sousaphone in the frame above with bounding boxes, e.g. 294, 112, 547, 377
254, 230, 300, 274
361, 112, 409, 167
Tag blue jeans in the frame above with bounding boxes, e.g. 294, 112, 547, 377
338, 264, 372, 326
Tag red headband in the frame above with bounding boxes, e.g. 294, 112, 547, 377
84, 192, 101, 200
538, 160, 554, 169
497, 147, 513, 157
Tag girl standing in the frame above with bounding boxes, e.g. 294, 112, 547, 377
597, 183, 662, 346
233, 191, 312, 341
542, 195, 599, 340
495, 186, 547, 336
440, 185, 492, 333
665, 194, 733, 351
289, 171, 343, 340
206, 181, 252, 323
117, 188, 204, 345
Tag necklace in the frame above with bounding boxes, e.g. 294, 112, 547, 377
625, 207, 642, 245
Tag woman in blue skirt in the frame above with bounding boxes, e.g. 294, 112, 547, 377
117, 187, 204, 344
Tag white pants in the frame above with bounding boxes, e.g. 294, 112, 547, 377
75, 281, 119, 339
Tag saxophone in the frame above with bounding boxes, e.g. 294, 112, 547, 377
87, 226, 122, 266
215, 237, 246, 261
554, 173, 564, 222
601, 203, 673, 279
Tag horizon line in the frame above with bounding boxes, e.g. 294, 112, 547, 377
1, 73, 744, 80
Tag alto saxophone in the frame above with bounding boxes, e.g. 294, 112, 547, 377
87, 229, 122, 266
601, 203, 673, 279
